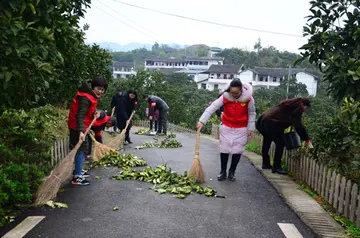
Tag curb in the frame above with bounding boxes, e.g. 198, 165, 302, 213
243, 151, 349, 238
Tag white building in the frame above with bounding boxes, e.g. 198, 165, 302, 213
144, 56, 224, 80
196, 65, 242, 92
239, 67, 318, 96
112, 62, 136, 79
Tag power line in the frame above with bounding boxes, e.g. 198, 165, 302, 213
93, 2, 158, 42
110, 0, 303, 38
97, 0, 162, 42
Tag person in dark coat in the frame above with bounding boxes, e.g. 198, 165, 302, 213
115, 89, 138, 143
67, 76, 108, 186
87, 110, 116, 155
111, 88, 122, 132
143, 95, 169, 135
256, 97, 313, 175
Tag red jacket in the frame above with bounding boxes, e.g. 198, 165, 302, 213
221, 96, 250, 128
68, 91, 98, 132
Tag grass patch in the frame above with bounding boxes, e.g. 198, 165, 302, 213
245, 140, 260, 154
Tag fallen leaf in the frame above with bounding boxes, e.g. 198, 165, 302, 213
113, 206, 119, 211
95, 176, 101, 179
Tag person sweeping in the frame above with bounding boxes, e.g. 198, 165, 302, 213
196, 79, 256, 181
68, 75, 108, 186
256, 98, 313, 174
87, 110, 116, 155
143, 95, 169, 135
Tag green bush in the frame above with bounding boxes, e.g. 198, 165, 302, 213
0, 105, 68, 227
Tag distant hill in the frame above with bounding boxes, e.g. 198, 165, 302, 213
85, 42, 189, 52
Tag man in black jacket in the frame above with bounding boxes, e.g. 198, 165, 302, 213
111, 88, 122, 132
116, 90, 137, 143
143, 95, 169, 135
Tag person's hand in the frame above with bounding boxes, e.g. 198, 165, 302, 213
307, 141, 314, 149
248, 130, 253, 139
196, 122, 204, 130
94, 111, 100, 119
79, 132, 85, 141
149, 116, 153, 120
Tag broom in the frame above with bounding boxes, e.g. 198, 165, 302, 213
89, 131, 115, 162
34, 117, 97, 206
106, 110, 135, 149
188, 128, 205, 184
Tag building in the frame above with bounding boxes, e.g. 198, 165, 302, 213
208, 47, 222, 57
112, 61, 136, 79
196, 64, 243, 92
144, 56, 224, 81
239, 67, 318, 96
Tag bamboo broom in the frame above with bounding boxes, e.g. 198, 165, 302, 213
106, 110, 135, 150
188, 128, 205, 184
34, 117, 97, 206
89, 131, 115, 162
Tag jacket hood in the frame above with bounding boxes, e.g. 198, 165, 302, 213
223, 82, 253, 102
79, 82, 98, 98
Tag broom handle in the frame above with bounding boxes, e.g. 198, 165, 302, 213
124, 111, 135, 131
88, 132, 97, 142
111, 107, 115, 117
72, 116, 98, 151
195, 128, 201, 157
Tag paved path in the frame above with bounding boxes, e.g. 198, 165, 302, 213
1, 131, 316, 238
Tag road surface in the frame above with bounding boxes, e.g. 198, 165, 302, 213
0, 130, 316, 238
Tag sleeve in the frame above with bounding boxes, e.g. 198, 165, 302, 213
76, 96, 91, 132
111, 96, 115, 108
117, 97, 129, 121
247, 97, 256, 131
292, 116, 310, 141
199, 96, 224, 124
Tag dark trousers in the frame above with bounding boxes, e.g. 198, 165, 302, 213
157, 110, 168, 134
118, 121, 132, 141
257, 117, 285, 170
150, 120, 158, 131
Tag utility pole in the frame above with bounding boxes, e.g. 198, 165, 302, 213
286, 65, 291, 99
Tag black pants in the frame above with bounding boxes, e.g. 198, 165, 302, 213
150, 120, 158, 131
256, 117, 285, 170
157, 109, 168, 134
118, 121, 132, 140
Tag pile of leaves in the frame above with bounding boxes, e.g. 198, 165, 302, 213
91, 151, 147, 168
136, 134, 182, 150
135, 129, 150, 135
113, 165, 216, 199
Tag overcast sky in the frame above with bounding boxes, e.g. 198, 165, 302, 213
80, 0, 312, 53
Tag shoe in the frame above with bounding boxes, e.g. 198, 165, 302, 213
217, 170, 227, 181
272, 168, 288, 175
73, 169, 90, 178
72, 176, 90, 185
228, 171, 236, 181
262, 164, 272, 169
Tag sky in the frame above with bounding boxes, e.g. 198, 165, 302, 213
79, 0, 313, 53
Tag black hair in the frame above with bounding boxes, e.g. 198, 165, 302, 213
126, 89, 138, 100
142, 95, 148, 99
224, 78, 242, 93
116, 88, 122, 92
91, 75, 108, 90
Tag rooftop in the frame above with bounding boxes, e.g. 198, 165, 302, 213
113, 61, 134, 68
242, 67, 319, 79
144, 56, 224, 62
204, 64, 242, 74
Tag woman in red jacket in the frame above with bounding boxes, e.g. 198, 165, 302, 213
68, 76, 108, 186
197, 79, 256, 181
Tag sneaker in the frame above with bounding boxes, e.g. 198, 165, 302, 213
73, 169, 90, 178
72, 176, 90, 186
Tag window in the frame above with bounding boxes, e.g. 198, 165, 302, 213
217, 74, 220, 78
214, 84, 219, 90
116, 74, 121, 79
230, 74, 234, 79
201, 83, 206, 89
224, 74, 227, 79
273, 77, 277, 82
260, 77, 263, 81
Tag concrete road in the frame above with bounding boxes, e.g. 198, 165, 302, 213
0, 131, 316, 238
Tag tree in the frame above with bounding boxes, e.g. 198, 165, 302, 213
254, 38, 262, 52
0, 0, 112, 110
296, 0, 360, 102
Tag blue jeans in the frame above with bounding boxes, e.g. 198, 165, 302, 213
74, 151, 85, 176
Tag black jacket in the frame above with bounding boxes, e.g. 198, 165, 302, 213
115, 92, 137, 129
148, 95, 169, 116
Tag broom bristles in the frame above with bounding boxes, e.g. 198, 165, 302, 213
91, 139, 115, 162
34, 148, 77, 206
188, 156, 205, 184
